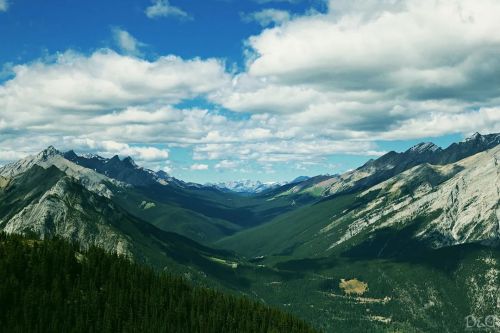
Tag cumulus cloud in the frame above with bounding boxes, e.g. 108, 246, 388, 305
242, 9, 290, 27
215, 160, 241, 170
0, 49, 230, 168
2, 0, 500, 176
213, 0, 500, 141
247, 0, 500, 97
253, 0, 301, 3
145, 0, 191, 20
68, 138, 169, 161
112, 28, 145, 56
198, 140, 384, 163
190, 164, 209, 171
0, 0, 8, 12
0, 49, 229, 127
0, 150, 26, 164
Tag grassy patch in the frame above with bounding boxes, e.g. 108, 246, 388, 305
339, 278, 368, 296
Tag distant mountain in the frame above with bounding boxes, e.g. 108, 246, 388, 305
63, 149, 182, 187
207, 179, 287, 194
207, 176, 311, 194
2, 134, 499, 332
219, 137, 500, 257
290, 175, 311, 184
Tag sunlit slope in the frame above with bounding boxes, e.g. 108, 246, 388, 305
218, 145, 500, 258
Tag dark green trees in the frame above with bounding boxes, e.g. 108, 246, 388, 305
0, 233, 318, 333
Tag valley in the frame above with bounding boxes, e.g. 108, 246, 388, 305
0, 133, 499, 332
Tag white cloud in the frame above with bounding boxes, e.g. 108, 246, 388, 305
0, 149, 26, 162
249, 1, 496, 81
0, 49, 229, 128
0, 49, 232, 169
242, 9, 290, 27
0, 0, 8, 12
253, 0, 301, 3
197, 139, 384, 164
211, 0, 500, 142
215, 160, 241, 170
246, 0, 500, 97
145, 0, 191, 20
112, 28, 145, 56
66, 138, 169, 162
190, 163, 209, 171
2, 1, 500, 174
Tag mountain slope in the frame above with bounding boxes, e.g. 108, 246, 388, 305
268, 132, 500, 202
0, 146, 117, 198
0, 164, 253, 289
63, 150, 178, 187
0, 147, 298, 244
218, 144, 500, 258
0, 233, 318, 333
2, 135, 499, 332
214, 140, 500, 332
63, 149, 304, 243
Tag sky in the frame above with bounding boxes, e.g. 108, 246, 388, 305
0, 0, 499, 183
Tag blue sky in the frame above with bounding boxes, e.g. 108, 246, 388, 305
0, 0, 499, 183
0, 0, 323, 67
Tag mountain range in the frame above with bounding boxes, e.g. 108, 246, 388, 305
0, 132, 499, 332
205, 177, 311, 194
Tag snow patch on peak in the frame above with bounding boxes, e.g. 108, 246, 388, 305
82, 153, 106, 160
207, 179, 286, 193
466, 132, 483, 141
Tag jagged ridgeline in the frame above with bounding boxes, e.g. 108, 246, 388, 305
1, 133, 499, 332
0, 233, 318, 333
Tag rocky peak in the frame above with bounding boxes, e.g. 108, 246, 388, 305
64, 150, 78, 159
105, 155, 122, 167
155, 170, 170, 179
465, 132, 483, 142
407, 142, 441, 154
37, 146, 61, 160
122, 156, 138, 168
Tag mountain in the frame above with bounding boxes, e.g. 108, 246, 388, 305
1, 134, 499, 332
0, 146, 117, 198
0, 146, 302, 288
207, 177, 312, 195
63, 149, 181, 187
290, 175, 311, 183
215, 136, 500, 332
207, 179, 286, 194
219, 143, 500, 258
0, 147, 297, 245
0, 162, 257, 289
268, 132, 500, 201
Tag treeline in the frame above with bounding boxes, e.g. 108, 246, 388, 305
0, 233, 318, 333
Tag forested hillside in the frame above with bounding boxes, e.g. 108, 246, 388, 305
0, 233, 318, 333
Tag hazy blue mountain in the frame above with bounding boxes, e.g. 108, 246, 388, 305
206, 179, 288, 194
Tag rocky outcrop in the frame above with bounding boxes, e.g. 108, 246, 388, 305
326, 145, 500, 250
